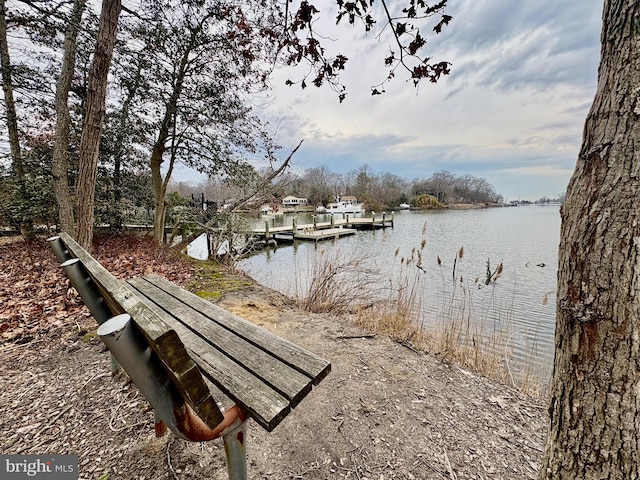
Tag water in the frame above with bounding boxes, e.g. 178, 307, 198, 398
186, 207, 559, 379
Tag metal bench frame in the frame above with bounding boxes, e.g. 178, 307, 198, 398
48, 233, 330, 480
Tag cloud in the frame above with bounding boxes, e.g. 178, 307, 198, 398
442, 0, 602, 94
238, 2, 605, 202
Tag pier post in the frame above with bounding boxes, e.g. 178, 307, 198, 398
292, 217, 297, 236
265, 221, 270, 240
330, 214, 334, 228
346, 214, 349, 225
391, 211, 394, 228
313, 215, 317, 230
382, 212, 386, 228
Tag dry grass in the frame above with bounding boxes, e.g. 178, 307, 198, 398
354, 299, 547, 396
295, 246, 385, 314
294, 225, 549, 397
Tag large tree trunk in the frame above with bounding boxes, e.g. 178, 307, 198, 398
52, 0, 86, 236
75, 0, 121, 248
539, 1, 640, 478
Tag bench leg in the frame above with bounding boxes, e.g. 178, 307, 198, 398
59, 257, 121, 373
48, 235, 72, 264
222, 418, 247, 480
154, 413, 167, 438
98, 313, 188, 440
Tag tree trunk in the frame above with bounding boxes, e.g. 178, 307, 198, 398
0, 0, 22, 182
0, 0, 31, 236
151, 146, 167, 244
149, 88, 183, 245
75, 0, 121, 248
52, 0, 86, 236
539, 1, 640, 478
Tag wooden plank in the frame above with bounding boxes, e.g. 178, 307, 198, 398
128, 277, 312, 406
295, 228, 356, 241
126, 279, 290, 431
58, 232, 224, 429
140, 274, 331, 384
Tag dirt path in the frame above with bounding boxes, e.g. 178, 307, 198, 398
0, 237, 548, 479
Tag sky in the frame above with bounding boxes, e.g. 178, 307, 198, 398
245, 0, 604, 202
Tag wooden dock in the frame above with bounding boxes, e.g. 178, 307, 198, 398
294, 227, 357, 242
251, 212, 394, 243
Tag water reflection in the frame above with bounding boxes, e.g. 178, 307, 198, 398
237, 206, 560, 379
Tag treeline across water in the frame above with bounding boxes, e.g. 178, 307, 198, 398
171, 165, 505, 213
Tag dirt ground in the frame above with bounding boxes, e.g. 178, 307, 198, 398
0, 236, 548, 479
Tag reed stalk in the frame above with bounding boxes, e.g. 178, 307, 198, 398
294, 231, 549, 397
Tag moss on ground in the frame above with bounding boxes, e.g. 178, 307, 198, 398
182, 256, 253, 302
81, 331, 98, 343
194, 291, 223, 301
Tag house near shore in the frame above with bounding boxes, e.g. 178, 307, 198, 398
281, 196, 308, 208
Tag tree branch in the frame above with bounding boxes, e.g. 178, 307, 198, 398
225, 139, 303, 212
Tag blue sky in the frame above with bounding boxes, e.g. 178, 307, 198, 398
249, 0, 604, 202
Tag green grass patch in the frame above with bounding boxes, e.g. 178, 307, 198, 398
183, 255, 253, 299
195, 291, 223, 301
81, 331, 98, 343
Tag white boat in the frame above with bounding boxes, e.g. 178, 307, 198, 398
399, 203, 411, 210
326, 195, 365, 214
315, 205, 327, 213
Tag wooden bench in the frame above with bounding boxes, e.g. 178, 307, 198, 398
48, 232, 330, 480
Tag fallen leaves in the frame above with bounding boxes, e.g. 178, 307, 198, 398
0, 233, 195, 344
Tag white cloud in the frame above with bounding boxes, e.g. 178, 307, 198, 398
249, 1, 604, 201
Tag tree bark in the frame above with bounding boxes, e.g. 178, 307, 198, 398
0, 0, 22, 183
149, 53, 190, 244
539, 1, 640, 478
151, 144, 170, 245
75, 0, 121, 248
52, 0, 86, 236
150, 109, 174, 244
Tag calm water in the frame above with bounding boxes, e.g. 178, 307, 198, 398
235, 206, 560, 377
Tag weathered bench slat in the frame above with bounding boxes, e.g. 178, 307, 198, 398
126, 278, 291, 431
127, 277, 312, 406
139, 274, 331, 384
57, 232, 224, 429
